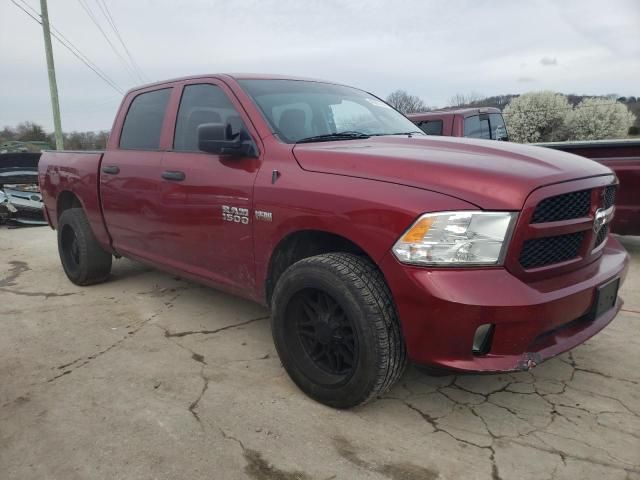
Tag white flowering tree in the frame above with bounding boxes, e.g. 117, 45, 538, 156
564, 98, 636, 140
503, 91, 571, 143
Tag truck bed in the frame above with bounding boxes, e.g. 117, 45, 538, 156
38, 150, 112, 250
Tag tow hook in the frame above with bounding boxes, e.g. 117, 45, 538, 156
517, 352, 542, 371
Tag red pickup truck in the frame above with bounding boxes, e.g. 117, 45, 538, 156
39, 74, 629, 408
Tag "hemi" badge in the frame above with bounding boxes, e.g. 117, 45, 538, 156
255, 210, 273, 222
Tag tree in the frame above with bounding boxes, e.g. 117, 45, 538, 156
448, 92, 484, 107
503, 91, 571, 143
1, 122, 110, 151
0, 126, 16, 143
564, 98, 636, 141
386, 90, 429, 114
15, 121, 47, 142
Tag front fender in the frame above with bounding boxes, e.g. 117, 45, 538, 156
252, 168, 477, 301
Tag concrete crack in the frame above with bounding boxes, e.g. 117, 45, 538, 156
46, 313, 158, 383
0, 288, 80, 298
163, 315, 269, 338
188, 363, 209, 427
513, 436, 640, 474
1, 260, 79, 297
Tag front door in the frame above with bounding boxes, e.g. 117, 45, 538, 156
158, 82, 262, 292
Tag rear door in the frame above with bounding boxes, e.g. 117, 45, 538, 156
157, 80, 262, 291
100, 87, 173, 263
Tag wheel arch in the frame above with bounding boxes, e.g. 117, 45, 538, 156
54, 189, 113, 254
56, 190, 83, 220
264, 229, 381, 306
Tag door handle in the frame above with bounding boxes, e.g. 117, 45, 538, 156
161, 170, 185, 181
102, 165, 120, 175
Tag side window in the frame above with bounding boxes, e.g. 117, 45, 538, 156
329, 100, 382, 133
464, 115, 491, 139
489, 113, 508, 140
174, 84, 245, 152
418, 120, 443, 136
120, 88, 171, 150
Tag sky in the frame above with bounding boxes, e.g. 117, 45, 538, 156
1, 0, 639, 132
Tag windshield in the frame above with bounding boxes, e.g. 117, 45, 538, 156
238, 79, 423, 143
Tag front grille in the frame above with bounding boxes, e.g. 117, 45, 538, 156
519, 232, 585, 269
603, 185, 616, 209
531, 189, 590, 223
594, 225, 609, 248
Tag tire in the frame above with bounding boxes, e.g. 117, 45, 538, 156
271, 253, 407, 408
57, 208, 112, 286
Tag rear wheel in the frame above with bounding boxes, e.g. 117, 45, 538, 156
271, 253, 407, 408
57, 208, 112, 285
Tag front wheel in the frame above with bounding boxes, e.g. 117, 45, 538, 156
57, 208, 112, 286
271, 253, 407, 408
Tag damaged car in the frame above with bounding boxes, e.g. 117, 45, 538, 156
0, 152, 46, 226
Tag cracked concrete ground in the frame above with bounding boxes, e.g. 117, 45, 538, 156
1, 228, 639, 480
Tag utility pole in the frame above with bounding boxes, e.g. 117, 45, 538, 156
40, 0, 64, 150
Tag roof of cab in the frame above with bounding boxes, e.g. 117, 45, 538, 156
125, 73, 337, 95
407, 107, 502, 120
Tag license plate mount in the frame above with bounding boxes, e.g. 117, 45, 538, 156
592, 277, 620, 319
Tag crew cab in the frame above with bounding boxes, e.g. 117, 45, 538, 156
39, 74, 629, 408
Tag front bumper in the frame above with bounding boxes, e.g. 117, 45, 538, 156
380, 235, 630, 372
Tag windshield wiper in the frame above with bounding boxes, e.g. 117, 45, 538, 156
370, 131, 425, 137
296, 131, 370, 143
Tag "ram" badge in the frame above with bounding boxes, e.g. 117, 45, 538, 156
222, 206, 249, 224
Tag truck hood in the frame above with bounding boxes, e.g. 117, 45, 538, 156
292, 136, 613, 210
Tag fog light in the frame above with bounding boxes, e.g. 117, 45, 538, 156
472, 324, 494, 355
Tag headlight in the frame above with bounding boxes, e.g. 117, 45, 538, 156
392, 211, 517, 266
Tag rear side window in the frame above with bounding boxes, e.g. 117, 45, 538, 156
418, 120, 443, 135
464, 115, 491, 139
174, 84, 244, 151
119, 89, 171, 150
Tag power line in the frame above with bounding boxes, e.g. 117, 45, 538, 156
76, 0, 140, 84
11, 0, 125, 94
94, 0, 148, 83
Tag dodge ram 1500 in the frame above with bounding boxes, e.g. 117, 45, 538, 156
39, 74, 629, 408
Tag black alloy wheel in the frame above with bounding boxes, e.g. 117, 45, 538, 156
291, 288, 358, 377
271, 253, 407, 408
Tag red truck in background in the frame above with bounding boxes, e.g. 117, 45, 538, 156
408, 107, 509, 141
39, 74, 629, 408
408, 109, 640, 235
535, 140, 640, 236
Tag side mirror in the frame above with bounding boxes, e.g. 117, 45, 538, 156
197, 123, 257, 157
